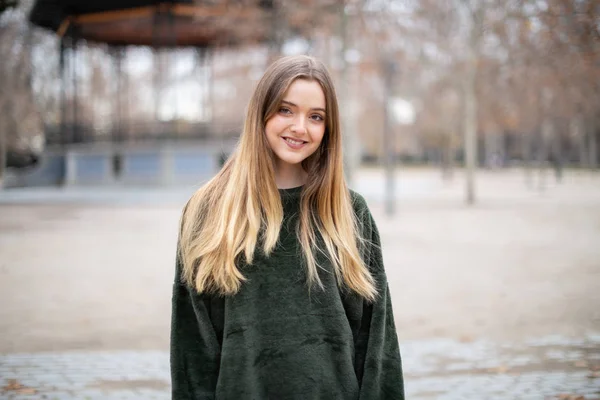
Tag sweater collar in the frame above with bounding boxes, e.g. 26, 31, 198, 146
278, 185, 303, 209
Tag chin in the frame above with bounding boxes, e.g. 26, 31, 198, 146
273, 147, 313, 165
278, 155, 306, 166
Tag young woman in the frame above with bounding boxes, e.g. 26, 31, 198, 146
171, 55, 404, 399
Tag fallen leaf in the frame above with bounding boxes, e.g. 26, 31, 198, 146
458, 335, 474, 343
556, 395, 585, 400
2, 379, 36, 395
2, 379, 24, 391
16, 388, 37, 395
487, 365, 509, 373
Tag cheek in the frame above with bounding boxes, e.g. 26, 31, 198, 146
312, 127, 326, 146
264, 120, 279, 143
264, 119, 274, 136
265, 118, 285, 138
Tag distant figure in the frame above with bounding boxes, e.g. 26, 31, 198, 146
170, 55, 404, 399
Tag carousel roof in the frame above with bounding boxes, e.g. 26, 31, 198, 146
29, 0, 275, 47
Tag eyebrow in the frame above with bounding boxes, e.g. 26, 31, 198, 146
281, 100, 326, 113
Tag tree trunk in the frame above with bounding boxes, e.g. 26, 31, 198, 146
522, 132, 533, 188
574, 115, 587, 169
589, 116, 598, 171
501, 130, 508, 168
208, 50, 215, 125
113, 49, 122, 142
72, 39, 79, 143
484, 128, 497, 169
153, 48, 164, 130
462, 3, 481, 205
464, 53, 477, 204
552, 120, 563, 183
383, 58, 396, 216
122, 49, 130, 141
537, 118, 552, 192
441, 136, 454, 181
339, 5, 359, 186
0, 129, 5, 189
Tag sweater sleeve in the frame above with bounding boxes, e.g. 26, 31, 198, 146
170, 251, 223, 399
354, 203, 405, 400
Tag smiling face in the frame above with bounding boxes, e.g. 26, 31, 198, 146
265, 79, 327, 174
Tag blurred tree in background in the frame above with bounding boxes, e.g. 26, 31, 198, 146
0, 0, 598, 197
0, 0, 49, 179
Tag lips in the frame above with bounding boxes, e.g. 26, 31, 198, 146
282, 136, 308, 150
282, 137, 307, 145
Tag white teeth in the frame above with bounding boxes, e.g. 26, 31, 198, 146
284, 138, 304, 145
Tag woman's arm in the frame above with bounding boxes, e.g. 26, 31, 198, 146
354, 203, 405, 400
355, 279, 404, 399
170, 253, 223, 399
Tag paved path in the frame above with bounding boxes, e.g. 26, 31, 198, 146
1, 334, 599, 399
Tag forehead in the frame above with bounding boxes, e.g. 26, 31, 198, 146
282, 79, 326, 109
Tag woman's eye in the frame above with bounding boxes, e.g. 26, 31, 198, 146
311, 114, 324, 122
279, 107, 292, 114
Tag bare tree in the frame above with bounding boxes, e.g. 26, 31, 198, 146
0, 0, 47, 185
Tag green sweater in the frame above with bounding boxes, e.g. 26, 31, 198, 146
170, 186, 404, 399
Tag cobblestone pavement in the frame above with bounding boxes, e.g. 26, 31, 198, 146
1, 334, 599, 400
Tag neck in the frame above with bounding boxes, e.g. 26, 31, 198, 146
274, 161, 307, 189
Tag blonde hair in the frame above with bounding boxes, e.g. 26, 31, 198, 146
179, 55, 377, 301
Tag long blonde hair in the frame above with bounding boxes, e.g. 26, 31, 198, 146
179, 55, 377, 301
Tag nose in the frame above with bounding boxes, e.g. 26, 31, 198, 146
290, 116, 307, 135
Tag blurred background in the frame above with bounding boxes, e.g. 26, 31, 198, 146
0, 0, 599, 399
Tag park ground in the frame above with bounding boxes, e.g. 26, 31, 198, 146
0, 167, 599, 399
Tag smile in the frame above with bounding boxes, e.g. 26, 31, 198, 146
282, 137, 308, 149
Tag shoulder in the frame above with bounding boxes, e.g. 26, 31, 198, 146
349, 189, 369, 215
348, 189, 377, 235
